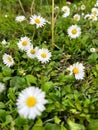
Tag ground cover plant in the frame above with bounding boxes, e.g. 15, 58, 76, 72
0, 0, 98, 129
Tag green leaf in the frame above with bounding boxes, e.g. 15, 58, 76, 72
67, 119, 86, 130
0, 102, 5, 109
32, 126, 45, 130
61, 125, 68, 130
2, 66, 12, 76
87, 119, 98, 130
42, 81, 54, 92
26, 75, 37, 84
45, 123, 60, 130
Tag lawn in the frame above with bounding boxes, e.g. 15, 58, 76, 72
0, 0, 98, 129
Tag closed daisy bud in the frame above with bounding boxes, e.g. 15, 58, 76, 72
30, 15, 46, 28
0, 82, 6, 93
36, 48, 51, 63
17, 36, 31, 51
67, 62, 85, 80
2, 53, 14, 67
16, 87, 48, 119
67, 25, 81, 39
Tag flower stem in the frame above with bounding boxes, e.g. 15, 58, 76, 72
52, 0, 55, 50
18, 0, 26, 16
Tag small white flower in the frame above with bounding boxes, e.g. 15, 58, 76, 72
27, 46, 39, 59
30, 15, 46, 28
95, 1, 98, 7
17, 36, 31, 51
0, 83, 5, 93
90, 48, 96, 53
84, 14, 91, 19
54, 6, 59, 10
36, 48, 51, 63
90, 14, 97, 21
81, 5, 86, 10
67, 25, 81, 39
62, 6, 70, 18
16, 86, 48, 119
67, 62, 85, 80
2, 53, 14, 67
91, 8, 98, 16
1, 39, 7, 45
5, 15, 8, 18
15, 15, 26, 22
73, 14, 80, 21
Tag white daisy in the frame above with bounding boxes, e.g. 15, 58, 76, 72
67, 62, 85, 80
30, 15, 46, 28
84, 14, 91, 19
95, 0, 98, 7
16, 86, 48, 119
62, 6, 70, 18
67, 25, 81, 39
17, 36, 31, 51
36, 48, 51, 63
15, 15, 26, 22
1, 39, 7, 45
91, 8, 98, 16
73, 14, 80, 21
90, 14, 97, 21
2, 53, 14, 67
0, 83, 5, 93
27, 46, 39, 59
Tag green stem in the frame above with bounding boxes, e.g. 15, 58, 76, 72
52, 0, 55, 50
18, 0, 26, 16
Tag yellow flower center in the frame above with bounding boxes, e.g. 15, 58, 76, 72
93, 11, 97, 15
8, 57, 12, 62
64, 8, 67, 12
26, 97, 36, 107
35, 18, 40, 24
41, 53, 47, 58
73, 68, 79, 74
71, 29, 77, 34
22, 41, 27, 46
74, 16, 78, 21
30, 49, 35, 54
91, 15, 95, 19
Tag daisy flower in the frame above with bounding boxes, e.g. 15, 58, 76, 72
0, 83, 6, 93
15, 15, 26, 22
36, 48, 51, 63
67, 25, 81, 39
73, 14, 80, 21
67, 62, 85, 80
90, 14, 97, 21
1, 39, 7, 45
62, 6, 70, 18
91, 8, 98, 16
2, 53, 14, 67
17, 36, 31, 51
30, 15, 46, 28
16, 86, 48, 119
84, 14, 91, 19
26, 46, 39, 59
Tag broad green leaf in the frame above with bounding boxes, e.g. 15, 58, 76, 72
45, 123, 60, 130
87, 119, 98, 130
26, 75, 37, 84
